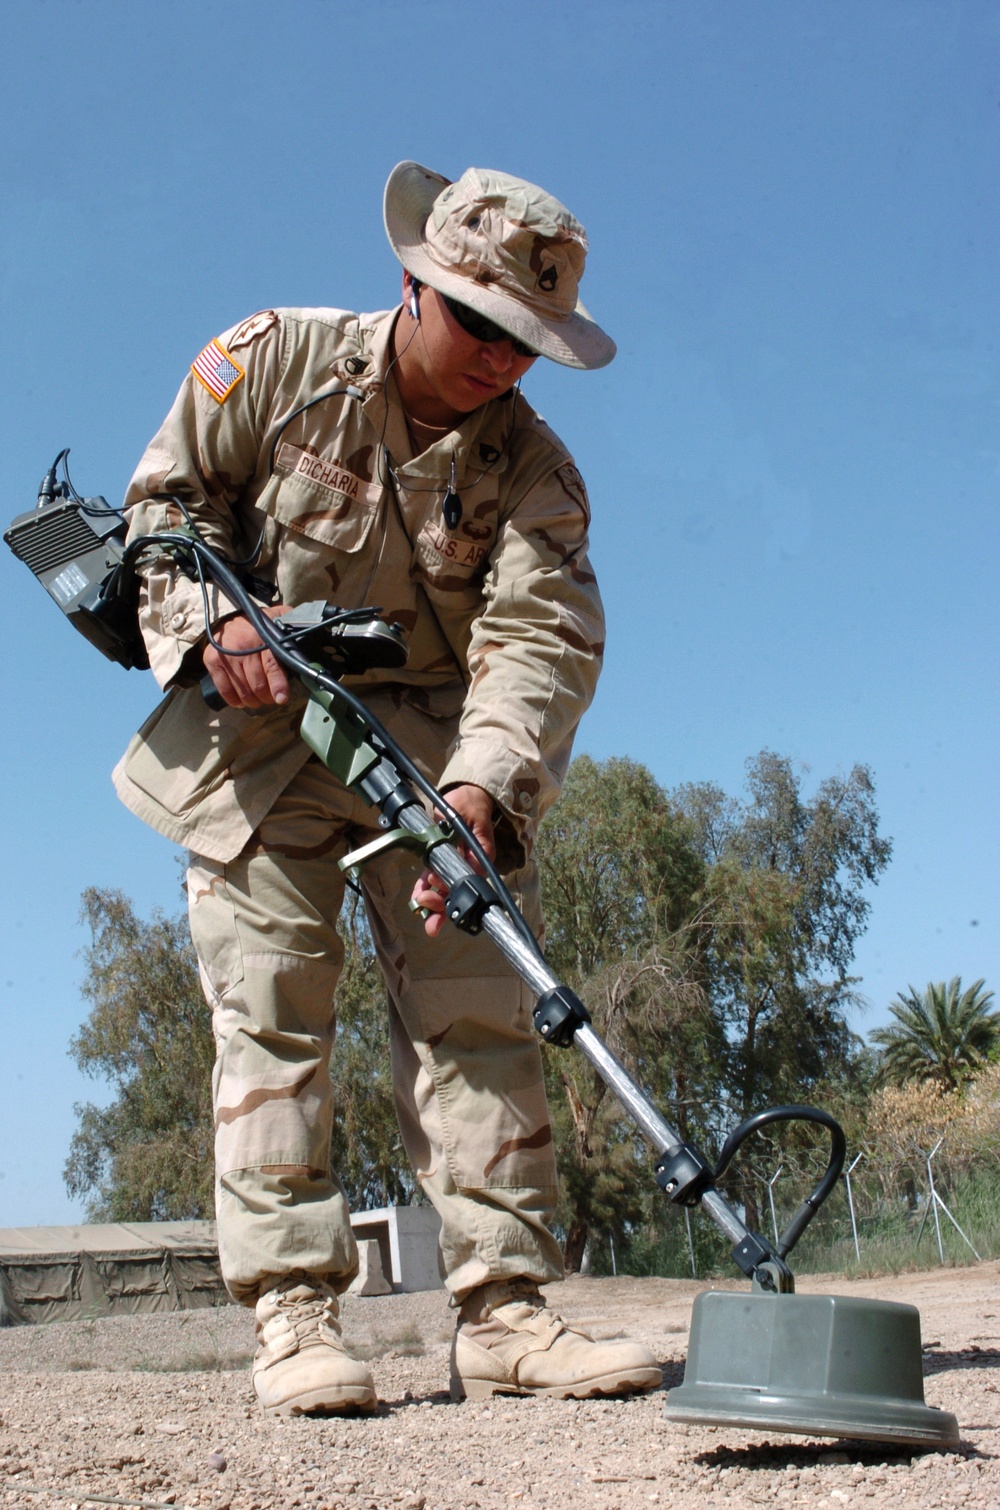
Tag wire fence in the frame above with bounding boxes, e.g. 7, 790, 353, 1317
588, 1131, 1000, 1281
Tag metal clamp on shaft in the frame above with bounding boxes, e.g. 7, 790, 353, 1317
444, 874, 497, 935
532, 984, 592, 1047
655, 1142, 715, 1207
730, 1232, 794, 1293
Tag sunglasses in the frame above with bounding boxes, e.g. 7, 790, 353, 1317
442, 295, 537, 359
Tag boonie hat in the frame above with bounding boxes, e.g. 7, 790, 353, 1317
384, 161, 615, 370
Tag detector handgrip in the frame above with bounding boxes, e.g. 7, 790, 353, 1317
711, 1104, 847, 1259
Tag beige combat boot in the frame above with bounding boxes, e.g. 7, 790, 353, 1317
252, 1274, 377, 1416
450, 1278, 662, 1401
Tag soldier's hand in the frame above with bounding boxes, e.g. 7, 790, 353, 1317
203, 605, 293, 709
411, 783, 497, 939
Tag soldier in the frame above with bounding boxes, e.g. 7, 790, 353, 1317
115, 162, 661, 1415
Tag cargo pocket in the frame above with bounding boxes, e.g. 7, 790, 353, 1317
121, 686, 305, 823
186, 855, 245, 1000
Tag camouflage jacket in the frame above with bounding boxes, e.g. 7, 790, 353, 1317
113, 306, 605, 865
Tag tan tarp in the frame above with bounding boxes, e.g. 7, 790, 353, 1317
0, 1221, 226, 1325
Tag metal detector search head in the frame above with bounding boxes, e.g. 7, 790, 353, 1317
664, 1290, 959, 1449
660, 1105, 959, 1449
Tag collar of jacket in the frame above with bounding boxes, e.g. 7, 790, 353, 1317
342, 307, 515, 489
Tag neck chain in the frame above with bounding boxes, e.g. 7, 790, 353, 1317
375, 308, 522, 529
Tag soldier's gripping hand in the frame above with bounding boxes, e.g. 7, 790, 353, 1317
202, 605, 293, 709
411, 783, 497, 939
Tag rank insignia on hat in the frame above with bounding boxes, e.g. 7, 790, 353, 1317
191, 339, 245, 403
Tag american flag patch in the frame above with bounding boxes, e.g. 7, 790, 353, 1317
191, 339, 245, 403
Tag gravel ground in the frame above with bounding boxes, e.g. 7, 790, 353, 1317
0, 1265, 996, 1510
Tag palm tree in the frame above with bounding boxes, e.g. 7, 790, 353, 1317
871, 977, 999, 1091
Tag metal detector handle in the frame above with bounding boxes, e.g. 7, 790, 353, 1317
712, 1105, 847, 1259
200, 672, 226, 710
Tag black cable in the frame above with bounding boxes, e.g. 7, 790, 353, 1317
58, 450, 125, 518
267, 386, 364, 475
711, 1104, 847, 1259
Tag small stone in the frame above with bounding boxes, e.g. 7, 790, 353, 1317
207, 1451, 228, 1472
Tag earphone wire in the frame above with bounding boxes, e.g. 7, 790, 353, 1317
376, 295, 523, 503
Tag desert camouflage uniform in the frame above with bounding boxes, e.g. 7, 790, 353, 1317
114, 305, 605, 1304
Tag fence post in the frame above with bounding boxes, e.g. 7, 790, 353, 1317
918, 1135, 984, 1268
767, 1165, 783, 1246
844, 1151, 864, 1263
684, 1208, 696, 1280
924, 1138, 982, 1263
926, 1139, 946, 1263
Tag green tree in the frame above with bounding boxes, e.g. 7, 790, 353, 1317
871, 977, 999, 1091
65, 887, 215, 1220
676, 753, 890, 1118
539, 754, 704, 980
672, 754, 890, 1226
536, 756, 713, 1269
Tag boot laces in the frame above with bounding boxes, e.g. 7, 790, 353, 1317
267, 1280, 342, 1346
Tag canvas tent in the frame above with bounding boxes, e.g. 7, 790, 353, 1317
0, 1207, 444, 1325
0, 1221, 226, 1326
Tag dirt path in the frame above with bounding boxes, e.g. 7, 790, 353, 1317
0, 1264, 996, 1510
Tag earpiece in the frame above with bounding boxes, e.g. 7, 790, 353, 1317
409, 279, 421, 320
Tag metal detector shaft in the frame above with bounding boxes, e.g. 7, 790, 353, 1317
390, 798, 753, 1254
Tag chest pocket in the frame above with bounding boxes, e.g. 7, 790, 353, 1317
258, 464, 381, 554
413, 493, 499, 595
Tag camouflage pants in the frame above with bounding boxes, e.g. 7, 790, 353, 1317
187, 756, 563, 1306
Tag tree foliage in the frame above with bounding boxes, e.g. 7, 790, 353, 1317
537, 756, 715, 1268
870, 977, 999, 1091
676, 753, 891, 1118
539, 755, 704, 980
65, 887, 215, 1221
668, 754, 891, 1225
535, 752, 892, 1257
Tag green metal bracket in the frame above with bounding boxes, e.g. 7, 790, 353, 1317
299, 681, 382, 789
338, 822, 453, 887
752, 1260, 795, 1295
299, 675, 454, 902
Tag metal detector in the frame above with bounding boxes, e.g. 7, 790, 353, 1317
6, 460, 960, 1450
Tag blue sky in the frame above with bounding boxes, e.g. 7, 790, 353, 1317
1, 0, 996, 1226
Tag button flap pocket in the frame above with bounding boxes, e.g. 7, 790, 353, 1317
261, 444, 381, 553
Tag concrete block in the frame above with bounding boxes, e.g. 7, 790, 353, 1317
349, 1205, 443, 1292
346, 1238, 392, 1297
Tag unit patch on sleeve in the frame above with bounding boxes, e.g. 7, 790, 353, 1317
228, 310, 279, 350
191, 339, 245, 404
